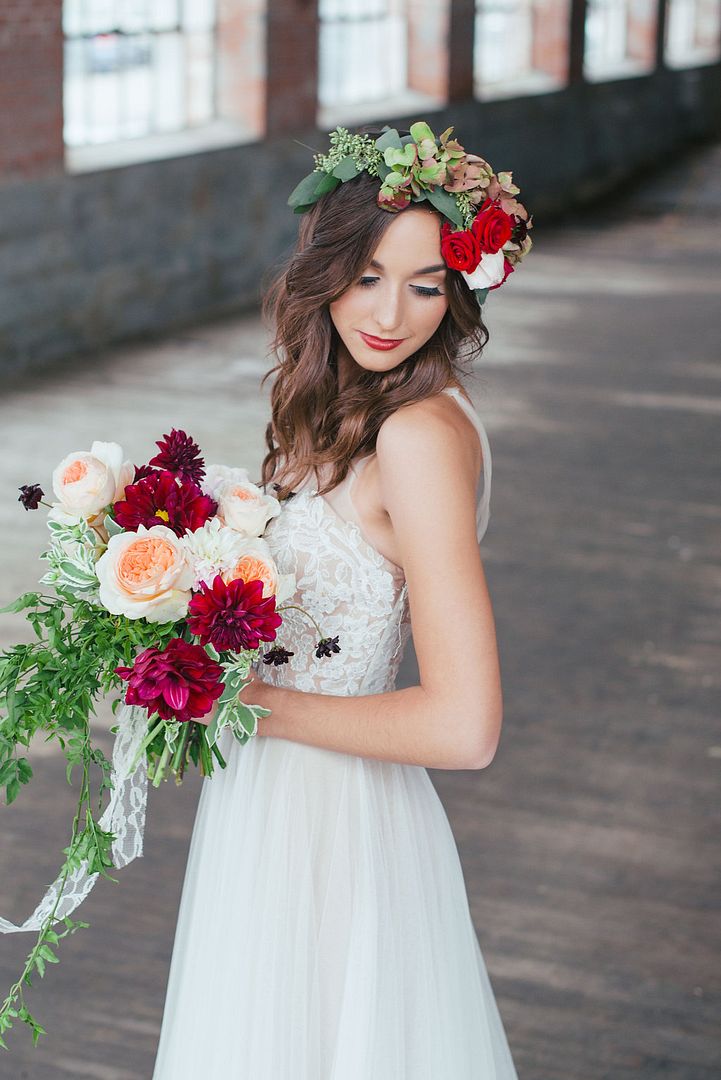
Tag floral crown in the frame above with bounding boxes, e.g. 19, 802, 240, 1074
287, 120, 533, 309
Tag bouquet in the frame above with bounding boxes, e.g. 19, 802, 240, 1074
0, 429, 338, 1050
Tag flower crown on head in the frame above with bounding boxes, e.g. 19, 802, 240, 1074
287, 120, 534, 309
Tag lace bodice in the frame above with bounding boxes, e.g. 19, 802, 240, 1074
255, 387, 492, 698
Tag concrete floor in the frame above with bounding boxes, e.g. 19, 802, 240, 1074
1, 139, 720, 1078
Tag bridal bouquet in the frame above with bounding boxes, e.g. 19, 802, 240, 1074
0, 429, 338, 1050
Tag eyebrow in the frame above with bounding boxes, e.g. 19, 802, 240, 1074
369, 258, 446, 275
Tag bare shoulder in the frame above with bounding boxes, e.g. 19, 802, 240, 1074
375, 390, 482, 492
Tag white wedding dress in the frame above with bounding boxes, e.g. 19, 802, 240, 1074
151, 386, 519, 1078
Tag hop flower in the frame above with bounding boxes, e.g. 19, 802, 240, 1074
187, 573, 283, 653
114, 469, 217, 537
149, 429, 205, 484
262, 645, 295, 666
18, 484, 44, 510
115, 638, 224, 724
315, 635, 341, 659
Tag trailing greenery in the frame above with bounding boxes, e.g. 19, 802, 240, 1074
0, 589, 181, 1049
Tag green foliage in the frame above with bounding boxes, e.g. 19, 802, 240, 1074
0, 591, 183, 1048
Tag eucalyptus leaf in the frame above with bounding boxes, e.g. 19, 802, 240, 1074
331, 156, 359, 181
287, 171, 325, 209
422, 186, 465, 227
374, 127, 402, 152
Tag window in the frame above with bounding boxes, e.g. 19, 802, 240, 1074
665, 0, 721, 66
318, 0, 407, 112
474, 0, 567, 99
584, 0, 657, 79
63, 0, 218, 147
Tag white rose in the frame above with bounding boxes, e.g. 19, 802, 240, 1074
461, 250, 507, 290
52, 441, 133, 520
214, 477, 281, 538
222, 537, 295, 603
95, 524, 193, 622
202, 463, 251, 502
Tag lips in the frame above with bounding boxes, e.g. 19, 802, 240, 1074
358, 331, 405, 351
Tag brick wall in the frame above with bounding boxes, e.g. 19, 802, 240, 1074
0, 0, 64, 180
0, 1, 719, 376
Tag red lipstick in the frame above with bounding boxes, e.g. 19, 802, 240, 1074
358, 331, 406, 351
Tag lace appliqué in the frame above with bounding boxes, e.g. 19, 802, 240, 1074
256, 488, 411, 698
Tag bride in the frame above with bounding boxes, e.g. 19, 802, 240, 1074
151, 121, 529, 1078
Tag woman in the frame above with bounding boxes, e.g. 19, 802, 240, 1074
151, 121, 529, 1078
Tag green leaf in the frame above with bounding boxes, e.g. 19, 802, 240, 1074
5, 778, 20, 805
374, 127, 402, 152
409, 120, 436, 145
474, 287, 490, 306
287, 170, 338, 209
0, 593, 40, 615
422, 186, 465, 227
384, 144, 417, 170
331, 155, 359, 181
103, 513, 124, 538
16, 758, 32, 783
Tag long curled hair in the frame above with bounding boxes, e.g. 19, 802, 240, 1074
259, 129, 490, 500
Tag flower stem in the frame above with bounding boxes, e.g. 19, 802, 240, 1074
275, 603, 325, 639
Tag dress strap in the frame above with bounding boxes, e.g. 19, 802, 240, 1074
441, 386, 492, 544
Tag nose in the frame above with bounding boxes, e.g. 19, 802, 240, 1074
372, 284, 403, 333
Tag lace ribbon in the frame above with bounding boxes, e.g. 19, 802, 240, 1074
0, 703, 148, 935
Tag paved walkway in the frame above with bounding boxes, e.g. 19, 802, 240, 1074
1, 139, 720, 1078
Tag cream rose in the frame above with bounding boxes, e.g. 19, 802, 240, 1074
222, 537, 295, 603
461, 250, 507, 290
202, 464, 251, 503
214, 477, 281, 538
95, 524, 193, 622
52, 441, 133, 521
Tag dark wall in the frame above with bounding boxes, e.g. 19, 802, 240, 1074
1, 64, 719, 378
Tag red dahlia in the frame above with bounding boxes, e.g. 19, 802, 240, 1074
187, 574, 283, 653
113, 469, 217, 536
115, 638, 224, 724
149, 428, 206, 484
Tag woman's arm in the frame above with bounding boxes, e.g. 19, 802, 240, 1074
242, 398, 504, 771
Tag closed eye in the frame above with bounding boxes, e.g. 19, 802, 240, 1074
358, 276, 443, 298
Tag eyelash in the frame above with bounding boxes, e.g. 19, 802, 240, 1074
357, 276, 443, 298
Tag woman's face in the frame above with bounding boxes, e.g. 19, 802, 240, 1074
329, 207, 450, 377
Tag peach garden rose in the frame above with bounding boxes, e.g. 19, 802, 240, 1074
222, 537, 295, 603
52, 441, 133, 523
95, 523, 194, 622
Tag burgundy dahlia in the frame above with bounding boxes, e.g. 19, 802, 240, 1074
115, 638, 224, 724
113, 469, 217, 537
149, 429, 205, 484
187, 574, 283, 653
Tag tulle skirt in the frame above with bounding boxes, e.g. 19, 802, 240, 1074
152, 725, 518, 1079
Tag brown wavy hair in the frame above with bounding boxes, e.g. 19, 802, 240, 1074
259, 127, 490, 500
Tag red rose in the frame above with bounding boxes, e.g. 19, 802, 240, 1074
440, 221, 481, 272
115, 638, 224, 724
471, 198, 514, 254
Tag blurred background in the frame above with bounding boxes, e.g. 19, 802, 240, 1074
1, 1, 720, 1077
